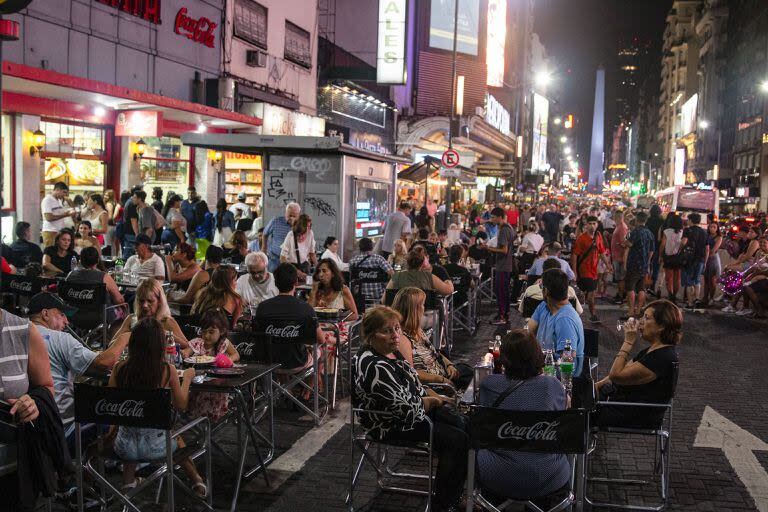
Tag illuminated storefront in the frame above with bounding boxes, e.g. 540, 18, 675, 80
224, 152, 263, 212
41, 120, 108, 200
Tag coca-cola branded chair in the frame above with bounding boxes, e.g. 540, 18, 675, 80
349, 265, 391, 313
0, 274, 45, 314
250, 315, 328, 425
585, 362, 680, 511
450, 275, 478, 336
174, 313, 202, 340
58, 281, 128, 349
73, 383, 213, 512
465, 407, 589, 512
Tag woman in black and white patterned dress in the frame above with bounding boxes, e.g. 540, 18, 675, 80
351, 306, 467, 511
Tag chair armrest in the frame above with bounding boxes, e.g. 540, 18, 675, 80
596, 400, 672, 409
172, 415, 210, 438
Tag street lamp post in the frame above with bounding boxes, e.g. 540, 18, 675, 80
444, 0, 459, 230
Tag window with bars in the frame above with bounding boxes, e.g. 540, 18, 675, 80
234, 0, 268, 49
284, 21, 311, 68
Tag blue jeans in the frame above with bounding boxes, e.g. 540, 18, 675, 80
681, 262, 705, 287
122, 234, 136, 258
268, 252, 280, 273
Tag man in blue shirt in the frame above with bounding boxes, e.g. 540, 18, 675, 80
180, 186, 200, 244
262, 202, 301, 272
528, 268, 584, 356
527, 242, 576, 281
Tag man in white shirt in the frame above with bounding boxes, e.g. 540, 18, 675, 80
41, 181, 75, 248
380, 201, 413, 259
124, 234, 165, 280
236, 251, 278, 306
229, 192, 252, 221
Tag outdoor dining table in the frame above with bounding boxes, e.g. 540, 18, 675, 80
460, 357, 594, 512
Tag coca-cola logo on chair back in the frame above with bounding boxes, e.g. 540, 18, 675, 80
58, 282, 106, 308
2, 274, 42, 297
469, 407, 587, 454
74, 383, 174, 430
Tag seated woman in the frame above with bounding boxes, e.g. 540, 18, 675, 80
224, 230, 249, 265
308, 259, 358, 374
386, 239, 408, 269
165, 242, 201, 293
161, 194, 187, 249
42, 229, 78, 275
477, 329, 571, 500
191, 265, 243, 328
391, 287, 472, 390
109, 317, 206, 496
74, 220, 102, 256
111, 278, 189, 349
176, 245, 223, 305
386, 246, 453, 297
595, 299, 681, 428
184, 310, 240, 422
320, 236, 348, 271
351, 306, 467, 511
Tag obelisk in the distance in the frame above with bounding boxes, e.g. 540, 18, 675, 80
587, 67, 606, 194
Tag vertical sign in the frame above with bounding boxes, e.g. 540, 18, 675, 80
486, 0, 506, 87
377, 0, 408, 84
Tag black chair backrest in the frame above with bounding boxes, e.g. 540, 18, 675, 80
174, 313, 202, 340
350, 266, 390, 284
58, 281, 106, 310
522, 296, 543, 318
384, 288, 441, 309
584, 328, 599, 358
1, 274, 45, 298
668, 362, 680, 401
469, 407, 588, 454
228, 330, 269, 363
74, 383, 174, 430
252, 315, 318, 367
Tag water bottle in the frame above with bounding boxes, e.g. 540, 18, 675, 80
71, 255, 78, 271
543, 349, 555, 376
560, 339, 574, 391
165, 330, 177, 366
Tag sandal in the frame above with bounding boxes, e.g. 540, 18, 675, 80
192, 480, 207, 497
121, 477, 143, 492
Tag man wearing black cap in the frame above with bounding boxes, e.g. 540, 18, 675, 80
29, 292, 129, 443
123, 234, 165, 280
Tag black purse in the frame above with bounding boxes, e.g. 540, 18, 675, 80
294, 234, 311, 274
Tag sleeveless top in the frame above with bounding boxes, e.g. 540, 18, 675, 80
663, 229, 683, 256
317, 289, 345, 309
0, 310, 30, 399
390, 270, 434, 291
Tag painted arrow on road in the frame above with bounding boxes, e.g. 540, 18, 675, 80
694, 406, 768, 512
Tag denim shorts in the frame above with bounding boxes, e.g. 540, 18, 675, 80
681, 262, 705, 287
114, 427, 176, 462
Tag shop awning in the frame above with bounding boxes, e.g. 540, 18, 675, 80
398, 156, 476, 185
1, 61, 262, 132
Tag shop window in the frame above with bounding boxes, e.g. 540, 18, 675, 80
1, 115, 11, 211
284, 21, 311, 69
41, 120, 107, 200
234, 0, 268, 49
40, 120, 105, 158
224, 153, 262, 212
138, 137, 192, 200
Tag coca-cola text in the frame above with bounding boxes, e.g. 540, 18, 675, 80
174, 7, 217, 48
497, 420, 560, 441
67, 288, 95, 301
10, 280, 32, 292
95, 399, 146, 418
265, 324, 301, 338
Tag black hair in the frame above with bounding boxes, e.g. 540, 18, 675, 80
324, 236, 337, 249
119, 190, 132, 204
500, 330, 544, 380
199, 309, 230, 346
448, 244, 463, 263
274, 263, 298, 293
668, 212, 683, 232
133, 190, 147, 202
635, 211, 648, 225
116, 317, 166, 390
586, 215, 598, 223
542, 257, 561, 272
314, 258, 344, 292
15, 221, 30, 240
53, 182, 68, 191
205, 244, 224, 264
418, 227, 429, 240
152, 187, 163, 201
89, 194, 106, 210
438, 229, 447, 237
541, 268, 568, 302
689, 212, 701, 225
490, 207, 505, 218
358, 237, 373, 252
80, 246, 100, 268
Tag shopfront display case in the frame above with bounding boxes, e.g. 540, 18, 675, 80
224, 152, 262, 212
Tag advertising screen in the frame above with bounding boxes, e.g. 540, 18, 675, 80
680, 94, 698, 137
429, 0, 480, 56
531, 93, 549, 172
678, 188, 717, 212
486, 0, 506, 87
354, 180, 390, 239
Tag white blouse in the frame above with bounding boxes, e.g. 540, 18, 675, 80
320, 249, 348, 271
280, 230, 317, 264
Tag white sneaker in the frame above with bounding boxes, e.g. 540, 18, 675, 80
736, 309, 754, 316
721, 305, 736, 313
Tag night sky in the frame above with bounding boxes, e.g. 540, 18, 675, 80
534, 0, 672, 172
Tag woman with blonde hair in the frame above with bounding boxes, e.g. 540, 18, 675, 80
192, 265, 243, 328
111, 277, 189, 348
387, 239, 408, 269
391, 287, 472, 389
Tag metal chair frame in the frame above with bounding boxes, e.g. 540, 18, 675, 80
347, 407, 434, 512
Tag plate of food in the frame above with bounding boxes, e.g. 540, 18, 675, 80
314, 307, 341, 319
206, 367, 246, 377
183, 355, 216, 366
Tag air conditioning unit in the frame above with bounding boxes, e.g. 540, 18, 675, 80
246, 50, 267, 68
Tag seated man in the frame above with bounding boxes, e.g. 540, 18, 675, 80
468, 232, 493, 280
527, 242, 576, 281
7, 221, 43, 268
28, 292, 130, 446
255, 263, 324, 371
527, 269, 584, 357
348, 237, 393, 306
236, 251, 278, 307
520, 258, 583, 315
66, 246, 126, 324
411, 227, 439, 264
444, 245, 474, 307
176, 244, 224, 305
123, 234, 165, 280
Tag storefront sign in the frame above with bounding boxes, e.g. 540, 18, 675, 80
350, 131, 390, 155
485, 94, 511, 136
224, 152, 262, 169
95, 0, 161, 25
252, 103, 325, 137
174, 7, 217, 48
115, 111, 163, 137
376, 0, 407, 84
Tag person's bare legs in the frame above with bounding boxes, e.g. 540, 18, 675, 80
637, 289, 647, 312
627, 290, 636, 317
176, 437, 205, 495
122, 464, 137, 487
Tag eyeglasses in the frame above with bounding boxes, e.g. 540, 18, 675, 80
249, 269, 266, 277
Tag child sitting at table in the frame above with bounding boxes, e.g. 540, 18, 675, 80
109, 317, 207, 496
184, 310, 240, 421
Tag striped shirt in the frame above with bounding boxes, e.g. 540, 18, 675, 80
0, 310, 30, 399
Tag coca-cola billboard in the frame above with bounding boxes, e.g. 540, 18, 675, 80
497, 420, 560, 442
174, 7, 217, 48
95, 399, 146, 419
265, 324, 301, 339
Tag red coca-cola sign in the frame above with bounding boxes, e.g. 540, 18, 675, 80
174, 7, 216, 48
